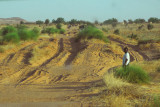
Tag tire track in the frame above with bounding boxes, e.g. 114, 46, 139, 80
65, 38, 88, 65
108, 36, 150, 61
40, 38, 64, 67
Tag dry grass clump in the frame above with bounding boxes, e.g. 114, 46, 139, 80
137, 59, 160, 74
108, 42, 124, 55
103, 72, 129, 90
102, 72, 152, 106
29, 43, 51, 66
139, 42, 160, 50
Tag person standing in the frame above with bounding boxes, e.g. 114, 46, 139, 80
123, 47, 130, 67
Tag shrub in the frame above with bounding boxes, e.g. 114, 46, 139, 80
77, 26, 108, 43
59, 29, 65, 34
42, 27, 65, 35
18, 29, 31, 40
32, 27, 40, 35
29, 29, 40, 40
47, 28, 58, 35
115, 65, 150, 83
147, 24, 154, 30
3, 32, 20, 43
56, 23, 62, 29
138, 25, 144, 30
114, 29, 120, 35
130, 33, 138, 40
45, 19, 50, 25
17, 25, 28, 30
18, 28, 40, 41
1, 26, 17, 36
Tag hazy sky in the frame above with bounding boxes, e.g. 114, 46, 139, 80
0, 0, 160, 22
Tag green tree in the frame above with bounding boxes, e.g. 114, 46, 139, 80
128, 19, 133, 24
45, 19, 50, 26
36, 20, 44, 27
134, 18, 146, 24
103, 18, 118, 25
56, 17, 65, 24
148, 17, 159, 23
69, 19, 77, 25
52, 19, 56, 24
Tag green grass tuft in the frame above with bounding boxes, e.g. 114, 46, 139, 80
115, 65, 150, 84
151, 96, 160, 107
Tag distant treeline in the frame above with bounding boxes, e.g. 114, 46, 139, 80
29, 17, 160, 26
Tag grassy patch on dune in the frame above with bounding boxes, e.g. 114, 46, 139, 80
115, 65, 150, 84
0, 26, 40, 44
76, 26, 109, 43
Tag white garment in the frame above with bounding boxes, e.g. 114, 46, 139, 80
123, 52, 130, 65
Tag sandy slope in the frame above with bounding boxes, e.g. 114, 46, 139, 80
0, 29, 159, 106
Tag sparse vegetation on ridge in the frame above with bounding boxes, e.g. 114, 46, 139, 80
76, 26, 109, 43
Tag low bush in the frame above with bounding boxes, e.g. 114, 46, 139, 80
129, 33, 138, 40
114, 29, 120, 35
59, 29, 65, 34
18, 29, 31, 40
0, 26, 40, 44
147, 24, 154, 30
16, 25, 28, 30
30, 28, 40, 40
115, 65, 150, 83
3, 32, 20, 43
138, 25, 144, 30
77, 26, 109, 43
18, 28, 39, 41
1, 26, 17, 36
41, 27, 65, 35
